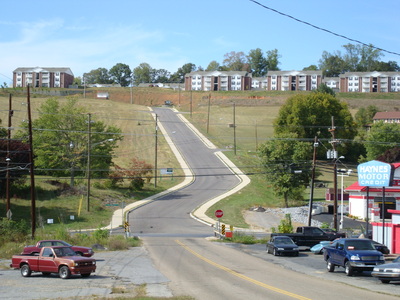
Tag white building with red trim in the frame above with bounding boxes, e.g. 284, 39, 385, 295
345, 162, 400, 253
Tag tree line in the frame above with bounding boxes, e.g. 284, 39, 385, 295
79, 43, 399, 87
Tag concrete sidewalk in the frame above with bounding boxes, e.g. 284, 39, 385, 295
102, 107, 251, 231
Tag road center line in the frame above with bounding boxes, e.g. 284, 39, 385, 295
175, 240, 312, 300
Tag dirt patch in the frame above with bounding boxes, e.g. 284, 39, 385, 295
243, 210, 306, 232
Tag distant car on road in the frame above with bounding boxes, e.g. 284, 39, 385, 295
372, 256, 400, 284
266, 236, 299, 256
22, 240, 94, 257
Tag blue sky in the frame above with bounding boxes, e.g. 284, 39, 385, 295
1, 0, 399, 85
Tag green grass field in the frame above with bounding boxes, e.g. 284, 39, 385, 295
1, 88, 400, 233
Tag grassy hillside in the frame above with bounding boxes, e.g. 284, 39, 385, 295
2, 87, 400, 230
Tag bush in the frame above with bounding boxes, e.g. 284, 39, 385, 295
93, 228, 109, 243
0, 218, 29, 243
272, 214, 294, 233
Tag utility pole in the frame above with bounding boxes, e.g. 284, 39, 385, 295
190, 90, 193, 118
154, 114, 158, 188
233, 103, 237, 155
307, 136, 318, 226
27, 86, 36, 238
329, 116, 339, 231
86, 113, 92, 212
207, 93, 211, 133
6, 94, 12, 216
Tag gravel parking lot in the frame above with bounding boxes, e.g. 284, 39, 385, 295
0, 247, 173, 299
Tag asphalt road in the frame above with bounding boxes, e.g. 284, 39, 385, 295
128, 107, 240, 237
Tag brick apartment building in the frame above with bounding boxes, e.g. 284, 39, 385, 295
13, 67, 74, 88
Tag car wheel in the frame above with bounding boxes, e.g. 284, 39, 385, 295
81, 273, 91, 278
273, 248, 278, 256
326, 259, 335, 272
21, 264, 32, 277
294, 251, 299, 257
345, 261, 353, 276
59, 266, 71, 279
380, 279, 390, 284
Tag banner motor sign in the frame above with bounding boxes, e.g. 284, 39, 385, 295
357, 160, 394, 187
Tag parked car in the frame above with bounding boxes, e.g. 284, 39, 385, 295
266, 236, 299, 256
310, 241, 331, 254
372, 241, 390, 255
22, 240, 94, 257
11, 246, 96, 279
372, 256, 400, 284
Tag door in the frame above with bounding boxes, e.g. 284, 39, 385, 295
38, 248, 58, 273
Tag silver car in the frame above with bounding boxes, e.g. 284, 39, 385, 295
372, 256, 400, 284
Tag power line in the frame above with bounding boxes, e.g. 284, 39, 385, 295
249, 0, 400, 57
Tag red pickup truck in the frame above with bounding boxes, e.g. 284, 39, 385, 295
22, 240, 94, 257
11, 246, 96, 279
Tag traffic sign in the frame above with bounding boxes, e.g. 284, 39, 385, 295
215, 209, 223, 218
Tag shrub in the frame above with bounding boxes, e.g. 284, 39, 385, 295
93, 228, 110, 243
0, 218, 29, 243
277, 214, 293, 233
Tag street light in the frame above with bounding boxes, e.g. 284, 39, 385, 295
338, 168, 352, 230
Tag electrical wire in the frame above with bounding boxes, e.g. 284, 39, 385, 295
249, 0, 400, 57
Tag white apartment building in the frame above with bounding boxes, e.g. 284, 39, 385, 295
13, 67, 74, 88
265, 70, 323, 91
184, 71, 252, 91
339, 71, 400, 93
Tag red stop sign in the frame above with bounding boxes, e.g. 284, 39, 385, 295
215, 209, 224, 218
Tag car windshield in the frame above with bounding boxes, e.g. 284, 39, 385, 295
275, 238, 294, 245
344, 240, 375, 250
53, 247, 76, 257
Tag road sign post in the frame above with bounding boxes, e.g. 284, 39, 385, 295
215, 210, 224, 238
215, 209, 223, 218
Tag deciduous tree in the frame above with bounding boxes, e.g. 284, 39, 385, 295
266, 49, 281, 71
364, 122, 400, 161
16, 98, 122, 179
259, 132, 312, 207
109, 63, 132, 87
133, 63, 153, 85
83, 68, 112, 84
222, 51, 249, 71
248, 48, 268, 77
274, 92, 356, 159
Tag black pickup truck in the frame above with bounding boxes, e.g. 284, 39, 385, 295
271, 226, 346, 247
